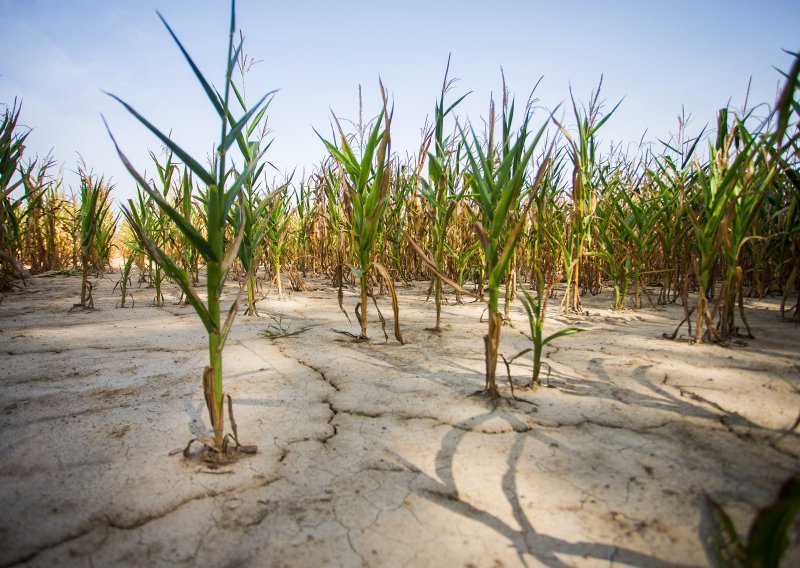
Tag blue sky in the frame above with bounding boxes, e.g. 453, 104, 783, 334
1, 0, 798, 201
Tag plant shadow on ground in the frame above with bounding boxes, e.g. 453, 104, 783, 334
550, 358, 797, 442
200, 285, 798, 564
387, 410, 694, 568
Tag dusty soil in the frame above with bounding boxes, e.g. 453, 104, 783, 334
1, 270, 799, 567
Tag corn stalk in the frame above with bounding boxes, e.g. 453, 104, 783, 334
462, 95, 551, 399
420, 57, 469, 331
0, 100, 30, 290
105, 0, 272, 458
318, 83, 402, 343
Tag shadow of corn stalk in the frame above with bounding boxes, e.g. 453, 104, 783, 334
388, 411, 694, 568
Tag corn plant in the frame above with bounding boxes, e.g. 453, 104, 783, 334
591, 166, 659, 310
555, 82, 621, 314
225, 47, 275, 313
318, 84, 403, 343
419, 57, 469, 331
294, 180, 313, 275
776, 52, 800, 321
382, 159, 420, 284
32, 170, 72, 273
263, 184, 291, 299
513, 271, 583, 387
18, 156, 56, 272
321, 167, 351, 299
174, 166, 201, 290
714, 127, 775, 338
115, 251, 136, 308
706, 474, 800, 568
446, 237, 481, 304
72, 165, 113, 310
590, 172, 632, 310
649, 130, 700, 305
126, 185, 168, 306
523, 148, 565, 292
668, 110, 765, 343
461, 95, 551, 400
502, 152, 582, 388
231, 181, 269, 315
0, 100, 30, 290
105, 0, 273, 459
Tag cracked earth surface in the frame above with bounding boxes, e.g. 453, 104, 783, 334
1, 272, 798, 567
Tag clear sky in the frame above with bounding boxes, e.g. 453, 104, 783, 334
1, 0, 798, 202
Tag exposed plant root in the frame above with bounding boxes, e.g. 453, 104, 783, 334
182, 394, 257, 465
663, 306, 696, 340
70, 281, 95, 312
500, 353, 537, 406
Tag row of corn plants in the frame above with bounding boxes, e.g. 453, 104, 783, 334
2, 17, 797, 453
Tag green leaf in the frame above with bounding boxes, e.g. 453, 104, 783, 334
230, 80, 248, 113
443, 92, 471, 118
542, 327, 584, 346
246, 104, 270, 138
219, 90, 278, 154
705, 494, 746, 568
103, 116, 219, 262
122, 205, 216, 333
745, 475, 800, 567
104, 93, 215, 187
223, 145, 269, 217
589, 97, 623, 137
156, 11, 224, 118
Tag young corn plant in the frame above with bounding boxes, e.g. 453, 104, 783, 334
294, 180, 313, 275
463, 97, 551, 400
232, 181, 269, 315
714, 124, 775, 339
126, 184, 169, 306
263, 184, 291, 299
115, 226, 139, 309
105, 1, 274, 460
669, 109, 761, 343
706, 474, 800, 568
513, 271, 583, 387
419, 57, 469, 331
591, 169, 658, 310
409, 96, 552, 399
590, 173, 632, 310
524, 148, 566, 291
18, 156, 53, 272
321, 167, 351, 295
225, 48, 276, 314
620, 172, 659, 309
649, 138, 699, 304
318, 84, 403, 343
446, 237, 481, 304
555, 82, 621, 314
173, 166, 201, 291
73, 166, 113, 310
0, 100, 31, 290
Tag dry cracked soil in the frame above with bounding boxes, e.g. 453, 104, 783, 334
1, 270, 799, 567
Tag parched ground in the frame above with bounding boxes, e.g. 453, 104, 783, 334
0, 270, 798, 567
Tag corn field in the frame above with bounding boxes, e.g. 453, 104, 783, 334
3, 53, 799, 333
2, 2, 800, 565
0, 0, 797, 431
